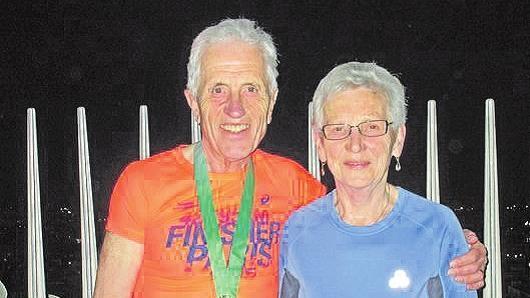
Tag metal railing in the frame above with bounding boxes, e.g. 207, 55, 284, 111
76, 108, 98, 298
23, 100, 502, 297
26, 108, 47, 298
483, 99, 503, 297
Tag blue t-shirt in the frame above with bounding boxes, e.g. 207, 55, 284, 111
280, 187, 477, 298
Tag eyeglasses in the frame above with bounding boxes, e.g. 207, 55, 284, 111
321, 120, 393, 140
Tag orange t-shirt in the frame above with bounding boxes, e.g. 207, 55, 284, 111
106, 145, 326, 297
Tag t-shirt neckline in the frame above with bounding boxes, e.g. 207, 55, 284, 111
174, 144, 254, 180
327, 187, 405, 235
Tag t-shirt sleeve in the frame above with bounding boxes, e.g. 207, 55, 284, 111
279, 217, 301, 298
438, 207, 478, 297
105, 162, 148, 243
296, 168, 326, 206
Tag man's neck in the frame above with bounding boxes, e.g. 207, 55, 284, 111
182, 143, 250, 173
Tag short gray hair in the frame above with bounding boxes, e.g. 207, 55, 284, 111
312, 61, 407, 129
186, 18, 279, 98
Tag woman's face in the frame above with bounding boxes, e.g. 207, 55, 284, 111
316, 87, 406, 191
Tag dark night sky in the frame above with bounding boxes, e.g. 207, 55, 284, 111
1, 1, 529, 296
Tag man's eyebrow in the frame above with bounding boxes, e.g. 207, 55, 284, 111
210, 80, 228, 86
207, 82, 229, 90
241, 82, 263, 89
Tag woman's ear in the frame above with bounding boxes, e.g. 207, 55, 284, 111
391, 125, 406, 158
314, 127, 327, 163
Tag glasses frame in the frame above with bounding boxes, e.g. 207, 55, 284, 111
321, 120, 393, 140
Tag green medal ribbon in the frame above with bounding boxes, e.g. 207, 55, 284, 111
193, 142, 255, 298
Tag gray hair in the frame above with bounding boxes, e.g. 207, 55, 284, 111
186, 18, 279, 98
311, 62, 407, 129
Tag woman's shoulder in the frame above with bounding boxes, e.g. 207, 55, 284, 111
287, 192, 332, 225
399, 188, 451, 209
398, 188, 461, 226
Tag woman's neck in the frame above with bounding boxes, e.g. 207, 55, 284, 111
334, 183, 396, 226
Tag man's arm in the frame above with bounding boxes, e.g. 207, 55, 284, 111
448, 230, 488, 290
93, 232, 144, 297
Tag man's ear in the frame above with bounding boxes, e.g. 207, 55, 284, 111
391, 125, 407, 158
266, 89, 278, 125
184, 89, 200, 124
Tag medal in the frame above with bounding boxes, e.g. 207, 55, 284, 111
194, 142, 255, 298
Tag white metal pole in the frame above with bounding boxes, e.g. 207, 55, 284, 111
0, 279, 7, 297
26, 108, 47, 298
76, 107, 98, 298
139, 105, 150, 160
483, 98, 502, 298
426, 100, 440, 203
307, 102, 321, 181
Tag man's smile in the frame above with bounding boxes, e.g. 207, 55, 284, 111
220, 123, 250, 133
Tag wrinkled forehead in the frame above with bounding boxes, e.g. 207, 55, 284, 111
331, 84, 388, 101
322, 87, 389, 119
201, 40, 265, 65
199, 41, 267, 81
326, 86, 389, 107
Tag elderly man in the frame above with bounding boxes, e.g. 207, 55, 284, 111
93, 18, 486, 297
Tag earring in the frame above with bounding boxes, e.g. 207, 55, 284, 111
320, 161, 326, 177
394, 156, 401, 172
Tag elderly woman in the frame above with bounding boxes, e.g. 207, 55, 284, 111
279, 62, 477, 297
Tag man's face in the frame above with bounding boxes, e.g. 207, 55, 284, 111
185, 40, 277, 168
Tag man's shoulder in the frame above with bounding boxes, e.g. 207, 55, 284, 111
253, 149, 310, 176
120, 145, 190, 180
252, 149, 325, 204
253, 149, 325, 192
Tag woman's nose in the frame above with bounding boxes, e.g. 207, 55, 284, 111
346, 129, 363, 152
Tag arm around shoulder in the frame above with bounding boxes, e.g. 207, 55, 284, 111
439, 208, 478, 297
93, 231, 144, 298
448, 229, 487, 290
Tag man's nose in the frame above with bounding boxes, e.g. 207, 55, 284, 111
224, 91, 246, 118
